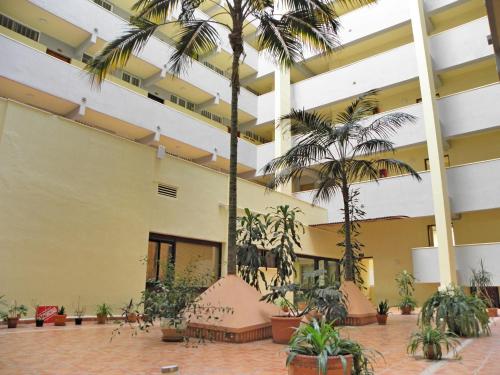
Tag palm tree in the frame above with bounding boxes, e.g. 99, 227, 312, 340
85, 0, 375, 275
262, 90, 421, 281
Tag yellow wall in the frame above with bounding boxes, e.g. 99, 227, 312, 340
0, 99, 334, 316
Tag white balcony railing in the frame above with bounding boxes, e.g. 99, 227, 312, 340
257, 16, 493, 124
412, 242, 500, 285
294, 158, 500, 222
0, 34, 258, 169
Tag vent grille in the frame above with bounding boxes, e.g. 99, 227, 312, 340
157, 184, 177, 198
0, 13, 39, 41
93, 0, 113, 11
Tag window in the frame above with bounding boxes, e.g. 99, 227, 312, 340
427, 224, 455, 247
201, 110, 212, 119
46, 49, 71, 63
93, 0, 113, 11
148, 93, 164, 104
169, 95, 178, 104
424, 155, 450, 171
186, 102, 195, 112
146, 234, 222, 288
122, 72, 141, 87
0, 13, 39, 42
82, 53, 93, 65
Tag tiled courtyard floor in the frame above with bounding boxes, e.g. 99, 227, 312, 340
0, 315, 498, 375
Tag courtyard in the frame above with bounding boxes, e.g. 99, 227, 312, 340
1, 314, 498, 375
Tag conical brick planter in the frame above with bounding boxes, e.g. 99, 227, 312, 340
341, 281, 377, 326
186, 275, 280, 343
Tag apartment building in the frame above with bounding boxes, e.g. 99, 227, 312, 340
0, 0, 499, 309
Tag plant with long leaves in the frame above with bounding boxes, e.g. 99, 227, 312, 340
419, 285, 490, 337
395, 269, 417, 311
470, 259, 494, 308
407, 325, 459, 360
85, 0, 377, 276
236, 208, 272, 289
263, 91, 421, 282
287, 318, 380, 375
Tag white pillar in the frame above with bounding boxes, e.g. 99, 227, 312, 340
274, 67, 292, 194
410, 0, 457, 287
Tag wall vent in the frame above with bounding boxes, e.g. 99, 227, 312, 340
0, 13, 40, 42
157, 183, 177, 198
93, 0, 113, 11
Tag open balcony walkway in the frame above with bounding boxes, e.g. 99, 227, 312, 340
0, 315, 498, 375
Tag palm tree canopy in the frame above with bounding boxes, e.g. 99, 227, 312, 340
86, 0, 376, 84
262, 90, 422, 205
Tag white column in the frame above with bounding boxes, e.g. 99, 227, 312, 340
410, 0, 457, 287
274, 67, 292, 194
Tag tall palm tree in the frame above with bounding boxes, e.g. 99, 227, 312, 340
85, 0, 375, 275
263, 90, 421, 281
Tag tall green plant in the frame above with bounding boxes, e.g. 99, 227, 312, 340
407, 325, 459, 360
395, 270, 417, 311
470, 259, 494, 308
419, 285, 490, 337
263, 92, 421, 281
85, 0, 376, 276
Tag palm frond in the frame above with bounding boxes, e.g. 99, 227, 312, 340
352, 138, 395, 157
85, 17, 159, 86
131, 0, 180, 21
345, 159, 379, 182
257, 14, 303, 66
335, 89, 379, 125
168, 19, 220, 75
373, 159, 422, 181
276, 0, 340, 30
360, 112, 417, 141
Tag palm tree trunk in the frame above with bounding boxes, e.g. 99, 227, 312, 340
226, 9, 243, 275
342, 182, 354, 282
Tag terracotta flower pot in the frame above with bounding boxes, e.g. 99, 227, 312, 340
424, 346, 437, 360
96, 314, 107, 324
400, 306, 412, 315
271, 316, 303, 344
487, 307, 498, 317
161, 319, 187, 342
376, 314, 388, 325
54, 314, 67, 326
288, 353, 353, 375
125, 313, 137, 323
7, 317, 19, 329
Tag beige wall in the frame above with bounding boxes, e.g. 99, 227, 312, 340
0, 99, 334, 316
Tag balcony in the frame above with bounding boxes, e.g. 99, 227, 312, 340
294, 158, 500, 222
26, 0, 259, 117
257, 16, 493, 124
0, 33, 258, 169
412, 242, 500, 285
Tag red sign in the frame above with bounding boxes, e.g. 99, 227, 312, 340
36, 306, 58, 323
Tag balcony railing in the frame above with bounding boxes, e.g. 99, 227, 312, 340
412, 242, 500, 285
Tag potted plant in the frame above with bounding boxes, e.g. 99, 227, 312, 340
54, 306, 67, 326
376, 300, 389, 325
470, 260, 497, 317
96, 303, 113, 324
121, 299, 137, 323
287, 318, 379, 375
74, 302, 85, 325
420, 285, 490, 337
395, 270, 417, 315
34, 305, 44, 327
407, 325, 459, 360
5, 301, 28, 328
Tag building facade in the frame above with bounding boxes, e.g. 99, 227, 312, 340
0, 0, 499, 312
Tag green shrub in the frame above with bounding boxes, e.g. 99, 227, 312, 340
407, 325, 459, 360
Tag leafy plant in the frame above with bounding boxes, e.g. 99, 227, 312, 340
58, 306, 66, 315
470, 260, 494, 308
262, 283, 314, 318
263, 92, 421, 282
376, 300, 389, 316
420, 285, 490, 337
407, 325, 459, 360
236, 208, 271, 289
287, 318, 380, 375
6, 301, 28, 319
395, 270, 417, 311
121, 299, 136, 318
74, 298, 85, 318
96, 303, 112, 317
85, 0, 370, 280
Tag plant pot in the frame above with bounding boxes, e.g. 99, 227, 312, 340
487, 308, 498, 318
35, 319, 44, 327
75, 318, 83, 325
54, 314, 67, 326
161, 319, 187, 342
288, 353, 353, 375
7, 317, 19, 329
424, 346, 438, 360
271, 316, 303, 344
96, 314, 107, 324
125, 313, 137, 323
376, 314, 388, 325
400, 306, 412, 315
